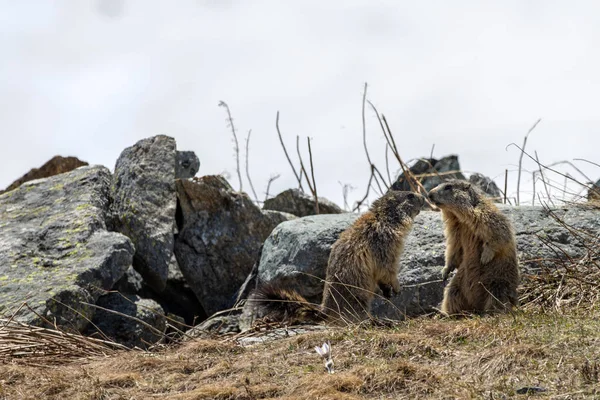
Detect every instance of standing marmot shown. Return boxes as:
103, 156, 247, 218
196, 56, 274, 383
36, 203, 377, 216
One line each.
428, 180, 519, 315
246, 191, 425, 324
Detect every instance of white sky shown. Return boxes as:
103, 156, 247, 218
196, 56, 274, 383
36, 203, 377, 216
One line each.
1, 1, 599, 208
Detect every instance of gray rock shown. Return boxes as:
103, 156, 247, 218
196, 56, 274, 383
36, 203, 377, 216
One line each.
175, 151, 200, 179
113, 255, 207, 325
254, 204, 600, 319
257, 214, 359, 303
111, 135, 177, 292
174, 176, 296, 316
469, 173, 502, 202
263, 188, 344, 217
392, 155, 466, 192
0, 165, 134, 331
188, 311, 242, 336
86, 292, 166, 349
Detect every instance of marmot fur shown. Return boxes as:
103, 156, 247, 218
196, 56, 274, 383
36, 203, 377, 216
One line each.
246, 191, 425, 324
428, 180, 519, 315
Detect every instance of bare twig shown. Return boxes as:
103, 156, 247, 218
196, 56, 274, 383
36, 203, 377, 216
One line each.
574, 158, 600, 169
264, 174, 280, 202
361, 83, 371, 167
534, 150, 555, 207
245, 129, 259, 203
430, 144, 436, 160
385, 144, 392, 186
218, 101, 243, 191
360, 84, 386, 195
338, 182, 355, 211
276, 111, 304, 192
296, 136, 313, 193
516, 118, 541, 205
307, 137, 320, 214
507, 143, 590, 190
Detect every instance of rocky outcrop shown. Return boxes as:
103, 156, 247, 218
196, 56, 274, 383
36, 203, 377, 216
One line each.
252, 205, 600, 320
174, 176, 296, 316
0, 165, 134, 331
469, 173, 502, 202
111, 135, 177, 292
175, 151, 200, 179
86, 292, 166, 349
114, 255, 207, 325
391, 155, 502, 202
1, 156, 88, 194
392, 155, 465, 192
263, 188, 344, 217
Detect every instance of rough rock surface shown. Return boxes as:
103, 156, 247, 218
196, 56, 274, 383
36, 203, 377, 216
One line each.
263, 188, 344, 217
1, 155, 88, 194
175, 151, 200, 179
174, 176, 296, 316
0, 166, 134, 331
86, 292, 166, 349
253, 205, 600, 320
111, 135, 177, 292
392, 155, 466, 192
469, 173, 502, 202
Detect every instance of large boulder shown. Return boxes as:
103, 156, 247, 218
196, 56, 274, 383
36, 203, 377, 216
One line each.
253, 205, 600, 319
111, 135, 178, 292
392, 155, 466, 192
1, 155, 88, 194
174, 176, 296, 316
263, 188, 344, 217
85, 292, 166, 349
0, 165, 134, 331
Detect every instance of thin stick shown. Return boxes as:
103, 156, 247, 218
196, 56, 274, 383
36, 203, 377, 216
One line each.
360, 83, 385, 194
276, 111, 304, 191
307, 137, 320, 214
361, 83, 372, 167
516, 118, 541, 205
218, 101, 243, 191
296, 136, 314, 194
535, 150, 555, 207
430, 144, 436, 160
264, 174, 280, 202
574, 158, 600, 169
245, 129, 259, 203
385, 144, 392, 186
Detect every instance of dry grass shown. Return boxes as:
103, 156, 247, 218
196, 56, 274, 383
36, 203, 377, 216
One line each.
0, 307, 599, 399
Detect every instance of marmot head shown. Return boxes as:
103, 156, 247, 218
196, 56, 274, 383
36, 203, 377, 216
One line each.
428, 180, 482, 211
371, 190, 425, 223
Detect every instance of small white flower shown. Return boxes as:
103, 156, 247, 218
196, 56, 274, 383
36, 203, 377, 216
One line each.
314, 341, 334, 374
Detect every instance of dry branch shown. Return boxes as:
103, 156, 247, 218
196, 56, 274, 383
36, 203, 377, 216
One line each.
276, 111, 304, 191
516, 118, 541, 205
245, 129, 259, 203
218, 101, 243, 191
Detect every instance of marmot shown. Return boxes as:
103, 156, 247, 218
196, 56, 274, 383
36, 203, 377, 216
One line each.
246, 191, 425, 324
428, 180, 519, 315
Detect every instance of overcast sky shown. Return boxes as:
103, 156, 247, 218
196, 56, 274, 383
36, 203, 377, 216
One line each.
1, 1, 599, 208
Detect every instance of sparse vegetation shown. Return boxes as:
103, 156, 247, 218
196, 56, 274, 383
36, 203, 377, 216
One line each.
1, 305, 599, 399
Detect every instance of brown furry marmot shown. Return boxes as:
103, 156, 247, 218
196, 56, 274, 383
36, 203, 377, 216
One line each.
428, 180, 519, 315
245, 191, 425, 324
